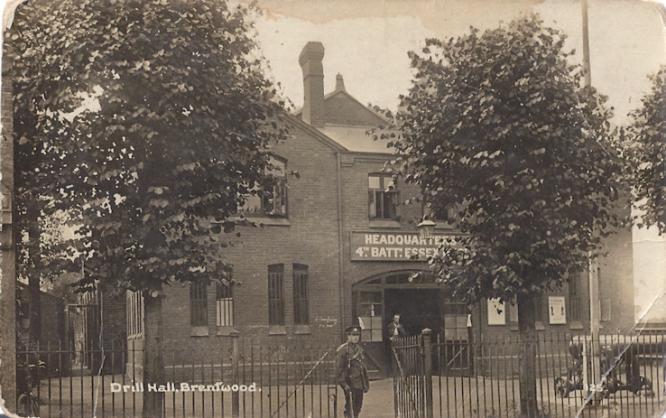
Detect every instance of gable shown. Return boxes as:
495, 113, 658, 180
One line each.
322, 91, 387, 127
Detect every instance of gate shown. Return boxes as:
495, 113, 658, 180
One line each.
391, 332, 431, 418
392, 330, 666, 418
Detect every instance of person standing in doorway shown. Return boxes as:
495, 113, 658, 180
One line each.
336, 326, 369, 418
387, 313, 407, 377
387, 312, 407, 341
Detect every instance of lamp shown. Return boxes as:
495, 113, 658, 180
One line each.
417, 214, 436, 240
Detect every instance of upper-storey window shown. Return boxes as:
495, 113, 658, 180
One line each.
368, 174, 398, 220
239, 156, 288, 217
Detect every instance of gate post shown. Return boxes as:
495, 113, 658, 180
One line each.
231, 330, 240, 418
422, 329, 434, 418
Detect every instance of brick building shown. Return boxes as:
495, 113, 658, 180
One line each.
127, 41, 635, 377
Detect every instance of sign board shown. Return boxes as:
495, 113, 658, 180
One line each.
548, 296, 566, 324
487, 298, 506, 325
350, 231, 451, 261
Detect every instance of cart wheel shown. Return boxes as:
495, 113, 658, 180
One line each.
639, 377, 654, 397
554, 377, 570, 398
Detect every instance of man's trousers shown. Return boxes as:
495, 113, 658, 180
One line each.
343, 388, 364, 418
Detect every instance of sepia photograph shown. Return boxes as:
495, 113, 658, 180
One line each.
0, 0, 665, 417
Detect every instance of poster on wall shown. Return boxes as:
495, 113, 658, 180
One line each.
487, 298, 506, 325
548, 296, 567, 324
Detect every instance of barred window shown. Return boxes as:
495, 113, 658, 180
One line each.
293, 264, 309, 325
216, 284, 234, 327
534, 295, 546, 323
568, 274, 582, 322
601, 297, 612, 322
126, 291, 143, 336
368, 174, 398, 219
508, 299, 519, 325
190, 282, 208, 326
268, 264, 285, 326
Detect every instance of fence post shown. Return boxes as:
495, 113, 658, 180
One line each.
422, 328, 434, 418
231, 330, 240, 418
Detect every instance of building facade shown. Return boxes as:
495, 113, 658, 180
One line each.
127, 41, 635, 377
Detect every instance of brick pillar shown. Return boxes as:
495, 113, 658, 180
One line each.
0, 45, 17, 412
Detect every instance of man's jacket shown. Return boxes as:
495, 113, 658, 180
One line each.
335, 342, 370, 391
387, 322, 407, 339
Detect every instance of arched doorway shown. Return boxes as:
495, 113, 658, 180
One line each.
351, 270, 469, 378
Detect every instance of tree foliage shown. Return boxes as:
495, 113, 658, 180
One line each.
627, 66, 666, 234
8, 0, 289, 294
382, 15, 626, 304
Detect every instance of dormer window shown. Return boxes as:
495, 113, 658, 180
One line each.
239, 156, 288, 217
368, 174, 398, 219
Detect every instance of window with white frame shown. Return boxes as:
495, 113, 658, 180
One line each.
239, 156, 288, 217
357, 291, 383, 342
216, 284, 234, 327
368, 174, 398, 219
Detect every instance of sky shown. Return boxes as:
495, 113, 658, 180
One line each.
0, 0, 665, 321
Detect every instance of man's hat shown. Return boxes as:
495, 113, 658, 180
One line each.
345, 326, 361, 335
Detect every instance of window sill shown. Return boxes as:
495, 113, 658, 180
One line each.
569, 321, 585, 330
230, 216, 290, 227
535, 322, 545, 331
434, 221, 456, 230
268, 325, 287, 335
191, 326, 210, 337
294, 325, 311, 335
368, 219, 401, 229
216, 326, 238, 336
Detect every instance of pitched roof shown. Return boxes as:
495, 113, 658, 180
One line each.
293, 74, 394, 154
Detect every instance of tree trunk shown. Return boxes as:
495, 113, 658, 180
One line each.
143, 288, 164, 418
517, 294, 539, 418
26, 201, 41, 347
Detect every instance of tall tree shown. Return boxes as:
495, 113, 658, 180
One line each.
8, 1, 288, 416
382, 15, 626, 417
626, 66, 666, 234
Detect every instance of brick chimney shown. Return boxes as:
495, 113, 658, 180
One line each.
298, 42, 325, 127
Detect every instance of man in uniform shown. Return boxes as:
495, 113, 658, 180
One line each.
336, 326, 369, 418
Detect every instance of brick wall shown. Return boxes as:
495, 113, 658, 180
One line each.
159, 120, 342, 356
134, 60, 637, 364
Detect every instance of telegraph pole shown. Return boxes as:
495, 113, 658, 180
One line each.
581, 0, 602, 400
581, 0, 592, 87
0, 44, 17, 412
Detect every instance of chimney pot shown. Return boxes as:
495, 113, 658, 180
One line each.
299, 42, 325, 127
335, 73, 345, 92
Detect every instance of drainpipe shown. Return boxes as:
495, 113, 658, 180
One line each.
336, 152, 345, 340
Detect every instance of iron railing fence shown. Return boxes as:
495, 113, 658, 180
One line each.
392, 331, 666, 418
16, 337, 343, 418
